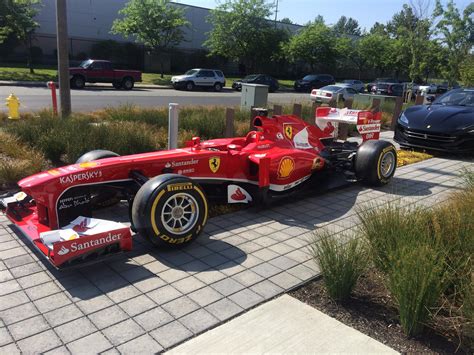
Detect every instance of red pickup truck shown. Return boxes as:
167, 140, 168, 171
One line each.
69, 59, 142, 90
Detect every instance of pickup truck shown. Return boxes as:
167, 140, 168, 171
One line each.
69, 59, 142, 90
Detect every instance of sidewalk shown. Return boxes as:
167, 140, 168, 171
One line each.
168, 295, 398, 354
0, 156, 472, 353
0, 80, 172, 90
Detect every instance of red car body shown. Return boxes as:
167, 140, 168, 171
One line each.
69, 59, 142, 90
2, 110, 395, 268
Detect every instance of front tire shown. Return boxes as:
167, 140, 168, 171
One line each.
71, 76, 85, 89
186, 81, 195, 91
76, 150, 121, 208
132, 175, 208, 248
355, 140, 397, 186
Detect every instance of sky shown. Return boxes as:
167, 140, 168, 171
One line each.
173, 0, 472, 31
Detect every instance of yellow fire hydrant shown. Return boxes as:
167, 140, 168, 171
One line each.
6, 94, 20, 120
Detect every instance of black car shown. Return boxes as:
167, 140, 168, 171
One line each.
232, 74, 279, 93
371, 82, 405, 97
367, 77, 400, 93
394, 88, 474, 153
294, 74, 335, 93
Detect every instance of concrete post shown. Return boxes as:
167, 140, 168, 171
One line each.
273, 105, 282, 115
225, 108, 235, 138
292, 103, 302, 117
168, 103, 179, 149
391, 97, 404, 130
415, 94, 424, 105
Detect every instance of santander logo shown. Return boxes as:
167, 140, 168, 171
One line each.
231, 188, 247, 201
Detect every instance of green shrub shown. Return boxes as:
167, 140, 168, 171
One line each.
387, 244, 447, 336
357, 204, 432, 273
309, 230, 368, 302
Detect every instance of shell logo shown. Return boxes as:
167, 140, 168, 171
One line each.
79, 162, 99, 168
277, 157, 295, 179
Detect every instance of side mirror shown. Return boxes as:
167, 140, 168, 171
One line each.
426, 95, 436, 103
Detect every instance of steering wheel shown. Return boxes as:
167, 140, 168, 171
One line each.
245, 131, 262, 145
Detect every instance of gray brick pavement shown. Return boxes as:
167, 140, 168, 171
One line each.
0, 157, 472, 353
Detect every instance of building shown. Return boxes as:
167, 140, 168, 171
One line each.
26, 0, 301, 73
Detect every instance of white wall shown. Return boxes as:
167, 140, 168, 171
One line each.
35, 0, 301, 50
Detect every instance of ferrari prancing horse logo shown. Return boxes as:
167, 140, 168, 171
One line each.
209, 157, 220, 173
284, 124, 293, 140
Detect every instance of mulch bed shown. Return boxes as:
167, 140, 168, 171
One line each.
290, 269, 465, 354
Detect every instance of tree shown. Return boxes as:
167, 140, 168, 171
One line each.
433, 0, 474, 84
204, 0, 277, 73
280, 17, 293, 25
333, 16, 361, 36
111, 0, 189, 77
459, 54, 474, 86
0, 0, 40, 73
283, 21, 337, 71
387, 3, 432, 83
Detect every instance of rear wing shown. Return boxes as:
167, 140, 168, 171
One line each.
315, 107, 382, 141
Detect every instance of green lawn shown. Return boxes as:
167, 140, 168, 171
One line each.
0, 65, 295, 88
0, 66, 57, 82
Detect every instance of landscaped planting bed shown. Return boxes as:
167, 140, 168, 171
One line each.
293, 172, 474, 353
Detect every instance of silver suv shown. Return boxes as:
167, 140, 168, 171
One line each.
171, 69, 226, 91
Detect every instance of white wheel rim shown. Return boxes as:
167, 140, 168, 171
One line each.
161, 193, 199, 235
380, 151, 395, 178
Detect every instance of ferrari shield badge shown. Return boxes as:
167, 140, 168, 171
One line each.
209, 156, 220, 173
284, 124, 293, 140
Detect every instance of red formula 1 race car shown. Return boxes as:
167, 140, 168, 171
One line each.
1, 108, 396, 269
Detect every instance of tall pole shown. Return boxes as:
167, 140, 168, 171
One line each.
274, 0, 279, 27
56, 0, 71, 117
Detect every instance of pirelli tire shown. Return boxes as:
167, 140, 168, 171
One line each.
75, 150, 121, 208
355, 140, 397, 186
131, 174, 208, 248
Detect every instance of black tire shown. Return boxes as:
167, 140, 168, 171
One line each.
113, 81, 122, 89
122, 77, 134, 90
186, 81, 195, 91
71, 75, 85, 89
76, 150, 120, 164
76, 150, 121, 208
132, 174, 208, 248
354, 140, 397, 186
214, 82, 222, 92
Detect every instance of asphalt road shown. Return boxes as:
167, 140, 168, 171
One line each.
0, 85, 310, 113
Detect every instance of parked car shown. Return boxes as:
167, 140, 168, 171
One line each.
310, 84, 359, 103
171, 69, 226, 91
371, 82, 405, 97
342, 79, 365, 93
69, 59, 142, 90
232, 74, 279, 92
294, 74, 335, 92
394, 88, 474, 153
366, 78, 400, 93
418, 83, 438, 95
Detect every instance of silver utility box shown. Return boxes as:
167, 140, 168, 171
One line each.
241, 83, 269, 109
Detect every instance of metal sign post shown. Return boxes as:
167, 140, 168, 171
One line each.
168, 103, 179, 149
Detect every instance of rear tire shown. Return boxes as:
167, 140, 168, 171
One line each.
122, 77, 134, 90
214, 82, 222, 92
132, 175, 208, 248
355, 140, 397, 186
